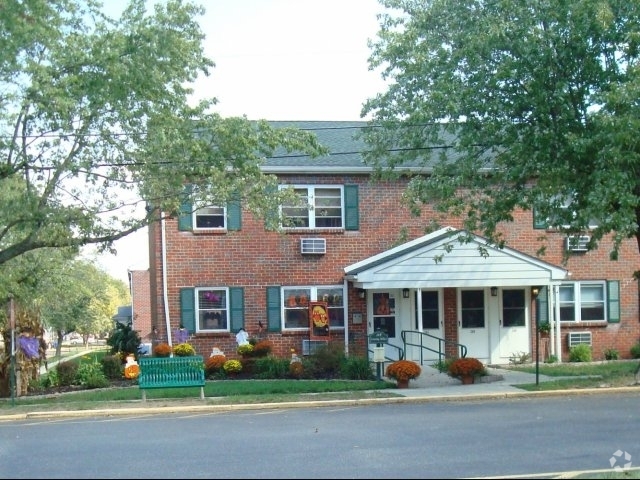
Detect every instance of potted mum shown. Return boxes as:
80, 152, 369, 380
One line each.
385, 360, 422, 388
447, 357, 486, 384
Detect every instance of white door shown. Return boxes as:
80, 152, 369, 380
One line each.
497, 288, 530, 362
457, 289, 490, 361
369, 291, 403, 361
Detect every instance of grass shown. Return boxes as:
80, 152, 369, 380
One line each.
504, 360, 639, 391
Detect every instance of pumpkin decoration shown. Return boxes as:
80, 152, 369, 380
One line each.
123, 354, 140, 379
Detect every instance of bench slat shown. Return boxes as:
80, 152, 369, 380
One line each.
138, 356, 205, 401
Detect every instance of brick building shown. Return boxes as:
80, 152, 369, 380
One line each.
146, 121, 639, 365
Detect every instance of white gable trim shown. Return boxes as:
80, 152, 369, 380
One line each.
344, 227, 568, 289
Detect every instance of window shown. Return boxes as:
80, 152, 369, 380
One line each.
281, 185, 343, 229
460, 290, 485, 328
415, 290, 440, 330
282, 286, 345, 330
559, 282, 606, 323
373, 292, 396, 338
502, 289, 525, 327
533, 195, 599, 230
196, 288, 228, 332
194, 206, 226, 230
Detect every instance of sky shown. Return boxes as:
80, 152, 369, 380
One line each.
85, 0, 389, 284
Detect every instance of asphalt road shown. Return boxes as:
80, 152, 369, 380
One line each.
1, 392, 638, 479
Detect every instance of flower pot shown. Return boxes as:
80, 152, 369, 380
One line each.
396, 379, 409, 389
460, 375, 474, 385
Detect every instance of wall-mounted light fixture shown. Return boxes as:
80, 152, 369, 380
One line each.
402, 288, 410, 299
358, 289, 366, 299
531, 286, 540, 298
490, 286, 498, 297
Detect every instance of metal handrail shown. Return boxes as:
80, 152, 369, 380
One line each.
400, 330, 467, 365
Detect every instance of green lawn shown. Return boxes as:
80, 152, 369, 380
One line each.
505, 360, 639, 391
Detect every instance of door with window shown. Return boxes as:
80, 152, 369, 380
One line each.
412, 290, 444, 361
370, 292, 401, 360
497, 289, 529, 362
457, 289, 490, 361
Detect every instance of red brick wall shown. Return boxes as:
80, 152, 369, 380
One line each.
130, 270, 152, 341
147, 174, 639, 362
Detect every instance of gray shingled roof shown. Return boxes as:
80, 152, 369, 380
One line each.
262, 120, 462, 173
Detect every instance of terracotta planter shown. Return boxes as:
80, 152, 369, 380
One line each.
396, 379, 409, 389
460, 375, 475, 385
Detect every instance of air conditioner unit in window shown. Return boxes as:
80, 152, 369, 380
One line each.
565, 235, 590, 252
567, 331, 592, 347
302, 340, 328, 355
300, 238, 326, 255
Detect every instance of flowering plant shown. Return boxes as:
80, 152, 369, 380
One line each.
153, 343, 172, 357
173, 343, 196, 357
205, 354, 227, 373
447, 357, 486, 379
385, 360, 422, 381
252, 339, 273, 357
223, 359, 242, 373
237, 343, 254, 357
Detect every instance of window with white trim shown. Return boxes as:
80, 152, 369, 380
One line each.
558, 282, 606, 323
281, 185, 343, 229
282, 286, 345, 330
194, 205, 226, 230
533, 194, 599, 230
195, 288, 229, 332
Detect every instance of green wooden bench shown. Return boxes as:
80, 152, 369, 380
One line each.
138, 355, 206, 401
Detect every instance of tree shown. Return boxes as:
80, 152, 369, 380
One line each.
0, 0, 326, 267
360, 0, 640, 269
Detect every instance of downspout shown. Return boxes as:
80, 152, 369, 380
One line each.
554, 284, 561, 363
161, 212, 173, 348
343, 279, 349, 356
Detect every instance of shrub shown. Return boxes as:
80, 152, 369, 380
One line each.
509, 351, 531, 365
604, 348, 619, 360
173, 343, 196, 357
545, 354, 559, 364
432, 358, 454, 373
76, 356, 109, 388
305, 343, 345, 378
630, 342, 640, 359
106, 323, 141, 361
252, 339, 273, 357
569, 344, 592, 362
56, 360, 79, 386
253, 356, 290, 379
340, 355, 375, 380
153, 343, 172, 357
101, 355, 123, 380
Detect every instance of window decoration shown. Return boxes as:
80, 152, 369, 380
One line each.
196, 288, 228, 332
309, 302, 330, 339
282, 286, 346, 330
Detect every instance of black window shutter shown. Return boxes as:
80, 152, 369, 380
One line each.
178, 185, 193, 231
344, 184, 359, 230
227, 197, 242, 231
229, 287, 245, 332
180, 288, 196, 333
535, 286, 549, 326
266, 286, 282, 332
607, 280, 620, 323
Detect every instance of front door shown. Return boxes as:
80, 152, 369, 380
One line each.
457, 289, 490, 361
370, 291, 402, 360
497, 288, 529, 362
408, 290, 444, 361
